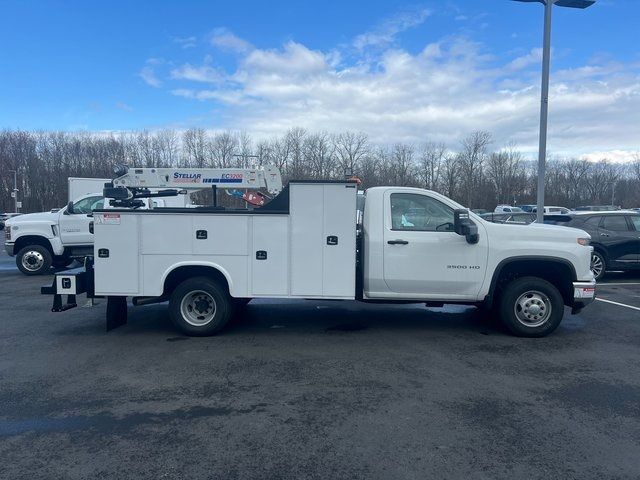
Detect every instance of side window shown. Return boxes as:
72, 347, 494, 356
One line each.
390, 193, 454, 232
507, 214, 527, 224
630, 216, 640, 231
73, 196, 104, 214
601, 215, 630, 232
584, 216, 602, 227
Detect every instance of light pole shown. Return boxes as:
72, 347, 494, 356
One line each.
9, 170, 18, 213
512, 0, 595, 223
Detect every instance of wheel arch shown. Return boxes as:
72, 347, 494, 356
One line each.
486, 256, 577, 308
14, 235, 54, 255
590, 244, 608, 260
161, 263, 233, 299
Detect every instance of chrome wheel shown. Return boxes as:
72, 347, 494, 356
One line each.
21, 250, 45, 272
180, 290, 217, 326
591, 253, 604, 280
514, 290, 552, 328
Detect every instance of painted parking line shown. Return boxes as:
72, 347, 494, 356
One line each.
595, 298, 640, 312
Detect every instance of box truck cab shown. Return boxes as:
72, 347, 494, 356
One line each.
44, 181, 596, 338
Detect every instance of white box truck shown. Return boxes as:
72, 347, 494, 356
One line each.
68, 177, 110, 202
42, 167, 596, 338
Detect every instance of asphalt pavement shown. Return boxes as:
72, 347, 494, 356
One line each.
1, 249, 639, 480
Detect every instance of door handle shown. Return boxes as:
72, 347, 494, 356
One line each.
600, 233, 609, 237
387, 239, 409, 245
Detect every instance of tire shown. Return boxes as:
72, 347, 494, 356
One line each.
591, 251, 606, 281
498, 276, 564, 337
168, 277, 233, 336
16, 245, 52, 275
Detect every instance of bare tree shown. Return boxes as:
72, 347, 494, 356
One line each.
486, 145, 524, 205
305, 131, 335, 178
284, 127, 307, 179
182, 128, 207, 167
418, 142, 446, 190
459, 131, 492, 207
209, 131, 238, 168
334, 131, 368, 176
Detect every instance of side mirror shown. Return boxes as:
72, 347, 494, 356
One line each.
454, 209, 479, 244
65, 201, 75, 215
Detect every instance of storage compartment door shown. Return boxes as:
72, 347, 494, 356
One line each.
322, 184, 357, 297
251, 216, 288, 296
94, 213, 140, 295
290, 184, 324, 296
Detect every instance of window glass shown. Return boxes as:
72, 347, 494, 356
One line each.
506, 214, 530, 224
602, 215, 630, 232
390, 193, 454, 232
583, 216, 602, 226
628, 216, 640, 231
73, 196, 104, 214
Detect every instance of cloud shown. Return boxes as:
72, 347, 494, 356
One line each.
173, 36, 197, 49
170, 63, 223, 83
150, 14, 640, 159
115, 101, 133, 112
353, 8, 431, 50
580, 150, 639, 164
506, 48, 543, 71
210, 27, 253, 53
139, 60, 162, 87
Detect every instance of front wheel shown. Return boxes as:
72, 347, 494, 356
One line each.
16, 245, 52, 275
591, 251, 606, 281
168, 277, 233, 336
498, 276, 564, 337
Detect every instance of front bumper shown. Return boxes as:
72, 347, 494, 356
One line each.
4, 242, 15, 256
571, 280, 596, 313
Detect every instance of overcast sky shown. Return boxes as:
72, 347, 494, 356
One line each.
1, 0, 639, 161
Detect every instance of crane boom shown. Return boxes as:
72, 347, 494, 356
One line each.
111, 165, 282, 195
104, 165, 283, 208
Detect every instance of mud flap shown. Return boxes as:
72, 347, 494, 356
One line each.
106, 296, 128, 331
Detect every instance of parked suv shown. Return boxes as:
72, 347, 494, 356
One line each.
545, 211, 640, 280
481, 212, 536, 225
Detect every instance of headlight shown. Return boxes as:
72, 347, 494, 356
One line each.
577, 238, 590, 246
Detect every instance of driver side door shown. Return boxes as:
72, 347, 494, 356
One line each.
382, 191, 488, 300
59, 195, 104, 245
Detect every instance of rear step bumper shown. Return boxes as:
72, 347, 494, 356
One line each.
41, 261, 94, 312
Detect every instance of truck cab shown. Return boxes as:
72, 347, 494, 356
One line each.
5, 193, 104, 274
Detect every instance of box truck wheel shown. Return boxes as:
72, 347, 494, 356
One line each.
498, 277, 564, 338
16, 245, 52, 275
169, 277, 233, 336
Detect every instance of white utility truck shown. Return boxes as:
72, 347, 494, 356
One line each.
42, 166, 596, 338
5, 178, 192, 275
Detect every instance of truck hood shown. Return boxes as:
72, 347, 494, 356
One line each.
483, 219, 590, 241
6, 211, 58, 227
